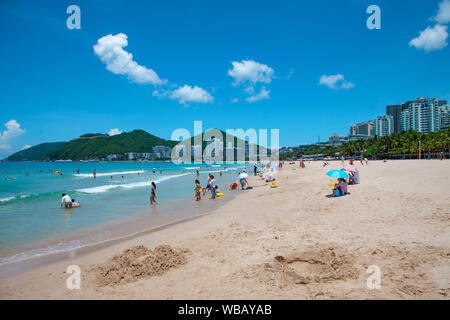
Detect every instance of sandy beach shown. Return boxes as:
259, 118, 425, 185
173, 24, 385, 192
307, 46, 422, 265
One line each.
0, 160, 449, 300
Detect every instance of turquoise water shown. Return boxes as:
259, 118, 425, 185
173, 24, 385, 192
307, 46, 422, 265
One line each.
0, 161, 253, 264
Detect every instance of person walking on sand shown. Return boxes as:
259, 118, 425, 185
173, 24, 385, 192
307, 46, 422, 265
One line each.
254, 165, 257, 176
150, 182, 159, 205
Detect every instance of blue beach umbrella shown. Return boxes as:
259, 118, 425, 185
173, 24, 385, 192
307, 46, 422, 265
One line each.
326, 169, 349, 179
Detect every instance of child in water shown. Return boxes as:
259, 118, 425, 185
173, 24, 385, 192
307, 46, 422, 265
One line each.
194, 180, 202, 201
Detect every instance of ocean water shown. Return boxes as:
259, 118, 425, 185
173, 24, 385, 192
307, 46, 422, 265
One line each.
0, 161, 253, 265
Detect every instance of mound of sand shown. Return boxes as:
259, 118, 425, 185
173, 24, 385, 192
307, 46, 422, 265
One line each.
89, 245, 190, 286
239, 246, 358, 289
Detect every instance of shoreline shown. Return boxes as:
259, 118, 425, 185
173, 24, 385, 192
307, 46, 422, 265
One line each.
1, 160, 449, 299
0, 183, 240, 278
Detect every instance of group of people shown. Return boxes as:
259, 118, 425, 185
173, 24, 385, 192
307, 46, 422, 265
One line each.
59, 164, 270, 208
330, 159, 361, 197
60, 193, 80, 208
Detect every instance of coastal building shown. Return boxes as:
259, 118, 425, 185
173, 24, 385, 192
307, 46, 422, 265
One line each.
349, 121, 374, 138
152, 145, 172, 159
400, 97, 442, 134
106, 154, 119, 161
374, 114, 394, 137
440, 105, 449, 130
328, 133, 347, 146
386, 104, 409, 134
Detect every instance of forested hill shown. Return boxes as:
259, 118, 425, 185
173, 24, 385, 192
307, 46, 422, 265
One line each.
47, 130, 178, 160
6, 142, 66, 161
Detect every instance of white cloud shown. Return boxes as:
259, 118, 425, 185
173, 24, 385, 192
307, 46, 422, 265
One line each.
409, 24, 448, 52
0, 119, 25, 151
93, 33, 167, 85
170, 85, 214, 104
231, 97, 239, 103
319, 74, 355, 90
108, 128, 122, 136
245, 87, 270, 103
21, 145, 31, 150
435, 0, 450, 24
228, 60, 274, 85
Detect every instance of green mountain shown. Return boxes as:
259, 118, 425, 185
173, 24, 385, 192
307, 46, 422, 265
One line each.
177, 129, 270, 161
47, 130, 178, 160
5, 128, 271, 161
6, 142, 66, 161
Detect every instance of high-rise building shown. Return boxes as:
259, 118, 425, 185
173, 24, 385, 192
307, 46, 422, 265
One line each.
440, 105, 449, 130
400, 97, 442, 133
329, 133, 347, 146
348, 121, 374, 138
386, 104, 409, 133
374, 115, 394, 137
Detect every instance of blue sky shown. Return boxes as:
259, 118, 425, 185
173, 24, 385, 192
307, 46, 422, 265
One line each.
1, 0, 449, 157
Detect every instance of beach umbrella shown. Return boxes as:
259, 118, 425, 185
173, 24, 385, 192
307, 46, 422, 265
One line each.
238, 172, 249, 179
344, 164, 358, 172
326, 169, 349, 179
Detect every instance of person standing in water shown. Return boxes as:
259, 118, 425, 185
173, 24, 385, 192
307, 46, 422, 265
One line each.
77, 168, 80, 175
150, 182, 159, 205
61, 193, 72, 208
209, 175, 216, 199
93, 169, 96, 179
194, 179, 202, 201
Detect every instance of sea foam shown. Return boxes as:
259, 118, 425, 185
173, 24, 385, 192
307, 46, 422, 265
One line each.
76, 173, 191, 194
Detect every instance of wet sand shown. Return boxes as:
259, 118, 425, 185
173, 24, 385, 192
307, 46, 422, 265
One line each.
0, 160, 449, 299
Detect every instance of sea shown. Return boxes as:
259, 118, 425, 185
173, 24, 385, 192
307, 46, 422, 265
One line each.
0, 161, 255, 270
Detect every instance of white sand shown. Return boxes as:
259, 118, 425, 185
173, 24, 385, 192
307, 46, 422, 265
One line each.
1, 160, 449, 299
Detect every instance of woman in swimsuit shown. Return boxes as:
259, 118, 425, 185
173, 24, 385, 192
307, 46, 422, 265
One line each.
150, 182, 159, 205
